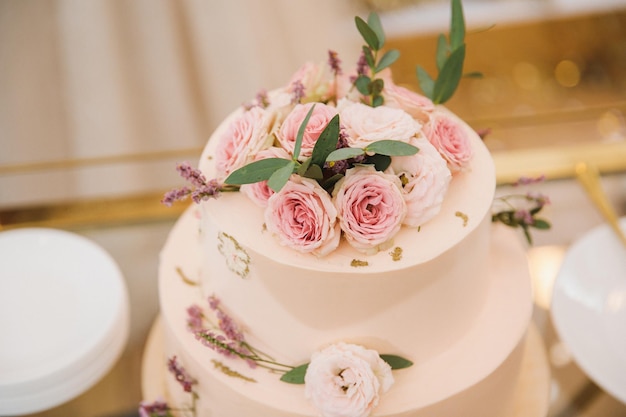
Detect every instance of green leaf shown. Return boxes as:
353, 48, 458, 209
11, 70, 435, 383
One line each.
366, 140, 419, 157
375, 49, 400, 73
450, 0, 466, 51
267, 160, 295, 192
297, 157, 312, 176
224, 158, 292, 185
355, 75, 372, 96
355, 16, 380, 50
369, 78, 384, 96
416, 66, 435, 100
280, 363, 309, 384
303, 164, 323, 180
364, 153, 392, 171
326, 147, 365, 162
372, 95, 384, 108
435, 34, 449, 71
464, 71, 483, 79
532, 219, 551, 230
362, 46, 375, 69
311, 114, 340, 167
367, 12, 385, 49
294, 104, 316, 160
432, 44, 465, 104
380, 354, 413, 370
320, 173, 343, 191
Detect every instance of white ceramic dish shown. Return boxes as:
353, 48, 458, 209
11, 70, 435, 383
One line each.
551, 217, 626, 404
0, 228, 130, 415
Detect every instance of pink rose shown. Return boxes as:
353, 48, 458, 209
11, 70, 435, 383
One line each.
333, 166, 406, 252
265, 175, 340, 256
390, 137, 452, 227
423, 110, 473, 173
240, 147, 291, 207
215, 107, 274, 180
304, 342, 394, 417
339, 102, 421, 149
382, 82, 434, 124
277, 102, 338, 159
287, 62, 332, 103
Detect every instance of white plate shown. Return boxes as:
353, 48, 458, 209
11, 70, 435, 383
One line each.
0, 228, 130, 415
551, 217, 626, 404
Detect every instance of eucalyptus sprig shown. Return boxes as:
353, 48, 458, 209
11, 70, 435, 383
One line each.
416, 0, 480, 104
354, 13, 400, 107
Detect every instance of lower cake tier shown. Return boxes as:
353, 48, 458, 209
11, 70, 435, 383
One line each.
149, 208, 550, 417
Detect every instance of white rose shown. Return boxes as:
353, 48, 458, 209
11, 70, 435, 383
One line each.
339, 102, 421, 149
304, 342, 393, 417
390, 137, 451, 227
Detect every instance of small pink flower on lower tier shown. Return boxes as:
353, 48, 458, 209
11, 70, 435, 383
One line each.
214, 106, 274, 180
390, 137, 452, 227
422, 109, 473, 173
304, 342, 394, 417
333, 166, 406, 253
265, 175, 341, 256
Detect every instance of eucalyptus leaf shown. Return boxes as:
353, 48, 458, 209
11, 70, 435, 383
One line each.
450, 0, 466, 51
532, 219, 551, 230
369, 78, 384, 96
267, 160, 295, 192
375, 49, 400, 73
464, 71, 483, 79
366, 140, 419, 157
416, 66, 434, 100
224, 158, 292, 185
294, 104, 316, 160
379, 354, 414, 370
362, 46, 375, 69
355, 75, 372, 96
311, 114, 340, 167
326, 147, 365, 162
364, 153, 392, 171
355, 16, 380, 50
367, 12, 385, 49
280, 363, 309, 384
320, 173, 344, 191
297, 157, 312, 176
432, 44, 465, 104
372, 95, 384, 107
303, 164, 324, 180
435, 34, 449, 71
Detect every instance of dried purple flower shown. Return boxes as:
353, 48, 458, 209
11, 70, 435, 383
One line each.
512, 174, 546, 186
167, 356, 196, 393
177, 162, 206, 188
208, 295, 245, 342
356, 50, 368, 77
138, 399, 172, 417
290, 80, 306, 104
328, 50, 342, 76
161, 186, 192, 207
186, 305, 204, 332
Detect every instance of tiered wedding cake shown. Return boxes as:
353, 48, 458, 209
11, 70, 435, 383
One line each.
142, 4, 550, 417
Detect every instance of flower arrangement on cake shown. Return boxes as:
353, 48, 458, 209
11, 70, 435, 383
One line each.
147, 1, 551, 416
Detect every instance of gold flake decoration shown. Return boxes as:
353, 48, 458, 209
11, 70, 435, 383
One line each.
217, 232, 251, 278
176, 266, 198, 286
455, 211, 469, 227
212, 359, 256, 382
390, 247, 403, 261
351, 259, 369, 267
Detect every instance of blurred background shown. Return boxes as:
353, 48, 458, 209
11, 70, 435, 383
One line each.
1, 0, 626, 416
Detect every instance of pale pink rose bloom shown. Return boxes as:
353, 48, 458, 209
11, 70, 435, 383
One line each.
240, 147, 291, 207
265, 175, 340, 256
339, 102, 421, 149
304, 342, 393, 417
423, 110, 473, 173
214, 107, 274, 180
382, 82, 434, 124
333, 166, 406, 252
287, 61, 333, 103
277, 102, 338, 159
390, 137, 452, 227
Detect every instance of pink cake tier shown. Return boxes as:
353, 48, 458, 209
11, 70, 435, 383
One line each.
157, 204, 538, 416
195, 106, 496, 364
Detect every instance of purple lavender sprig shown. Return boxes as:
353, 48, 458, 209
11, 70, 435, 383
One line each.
139, 400, 173, 417
167, 356, 197, 393
162, 162, 238, 207
492, 175, 551, 244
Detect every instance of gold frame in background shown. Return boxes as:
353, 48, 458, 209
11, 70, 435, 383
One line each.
2, 9, 626, 230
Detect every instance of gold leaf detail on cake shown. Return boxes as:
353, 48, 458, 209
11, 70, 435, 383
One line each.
211, 359, 256, 382
351, 259, 369, 267
176, 266, 199, 286
455, 211, 469, 227
217, 232, 251, 278
389, 247, 403, 261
